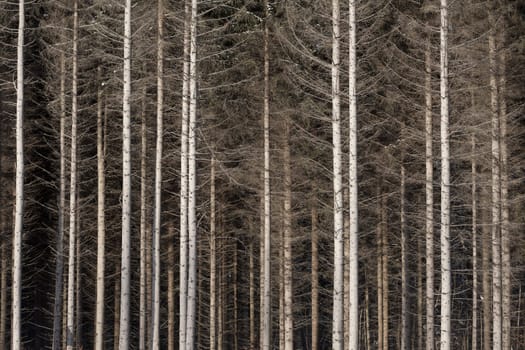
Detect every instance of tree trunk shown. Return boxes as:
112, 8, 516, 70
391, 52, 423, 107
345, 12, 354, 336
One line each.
311, 201, 319, 350
417, 220, 424, 350
167, 224, 175, 350
210, 156, 217, 350
498, 37, 511, 350
381, 193, 388, 350
139, 84, 147, 350
481, 190, 491, 350
331, 0, 344, 347
377, 206, 383, 350
439, 1, 451, 348
348, 1, 359, 348
424, 38, 434, 350
95, 65, 106, 350
151, 0, 164, 347
11, 1, 24, 348
53, 51, 66, 350
283, 117, 293, 350
119, 0, 132, 347
75, 210, 82, 349
401, 163, 408, 350
179, 0, 190, 347
472, 135, 478, 350
185, 0, 198, 346
262, 1, 272, 348
66, 1, 79, 347
249, 237, 255, 349
488, 19, 502, 350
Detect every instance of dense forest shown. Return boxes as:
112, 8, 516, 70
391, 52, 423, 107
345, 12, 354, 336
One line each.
0, 0, 524, 349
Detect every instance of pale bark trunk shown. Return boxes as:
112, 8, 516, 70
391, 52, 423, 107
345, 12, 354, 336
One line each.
498, 40, 510, 350
481, 191, 491, 350
12, 1, 24, 348
311, 202, 319, 350
262, 2, 272, 348
185, 0, 198, 346
472, 135, 478, 350
210, 156, 217, 350
348, 2, 359, 348
119, 0, 132, 347
344, 188, 350, 350
151, 0, 164, 347
331, 0, 344, 347
259, 195, 264, 349
95, 65, 106, 350
401, 164, 408, 350
365, 276, 370, 350
283, 118, 293, 350
381, 193, 388, 350
139, 84, 147, 350
75, 211, 82, 348
53, 51, 66, 350
424, 39, 434, 350
179, 0, 190, 347
439, 1, 451, 347
417, 222, 423, 350
377, 191, 383, 350
488, 21, 502, 350
233, 237, 238, 350
167, 224, 175, 350
66, 2, 79, 348
279, 216, 284, 350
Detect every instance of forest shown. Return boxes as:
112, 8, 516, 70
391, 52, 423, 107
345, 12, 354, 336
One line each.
0, 0, 524, 349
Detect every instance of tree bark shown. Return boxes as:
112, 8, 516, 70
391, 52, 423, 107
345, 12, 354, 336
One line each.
66, 2, 79, 348
401, 163, 408, 350
498, 36, 511, 350
472, 135, 478, 350
167, 224, 175, 350
179, 0, 190, 347
283, 117, 293, 350
331, 0, 344, 347
94, 65, 106, 350
262, 1, 272, 348
53, 51, 66, 350
311, 201, 319, 350
481, 189, 491, 350
139, 84, 147, 350
488, 19, 502, 350
210, 156, 217, 350
151, 0, 164, 347
439, 1, 451, 348
348, 1, 359, 348
119, 0, 132, 347
185, 0, 198, 346
381, 192, 388, 350
424, 38, 435, 350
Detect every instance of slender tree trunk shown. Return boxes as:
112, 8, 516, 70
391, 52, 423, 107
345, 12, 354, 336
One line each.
377, 190, 383, 350
151, 0, 164, 347
498, 38, 511, 350
331, 0, 344, 347
259, 195, 264, 349
53, 51, 66, 350
472, 135, 478, 350
179, 0, 190, 347
75, 212, 82, 349
439, 1, 451, 348
283, 117, 293, 350
262, 1, 272, 348
401, 163, 408, 350
365, 275, 370, 350
424, 38, 435, 350
0, 215, 5, 350
311, 202, 319, 350
417, 222, 424, 350
11, 1, 24, 348
381, 193, 388, 350
210, 156, 217, 350
279, 216, 285, 350
348, 1, 359, 348
167, 224, 175, 350
488, 19, 502, 350
481, 190, 491, 350
344, 188, 350, 350
185, 0, 198, 346
139, 84, 147, 350
233, 237, 238, 350
119, 0, 132, 347
66, 2, 79, 348
95, 65, 106, 350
